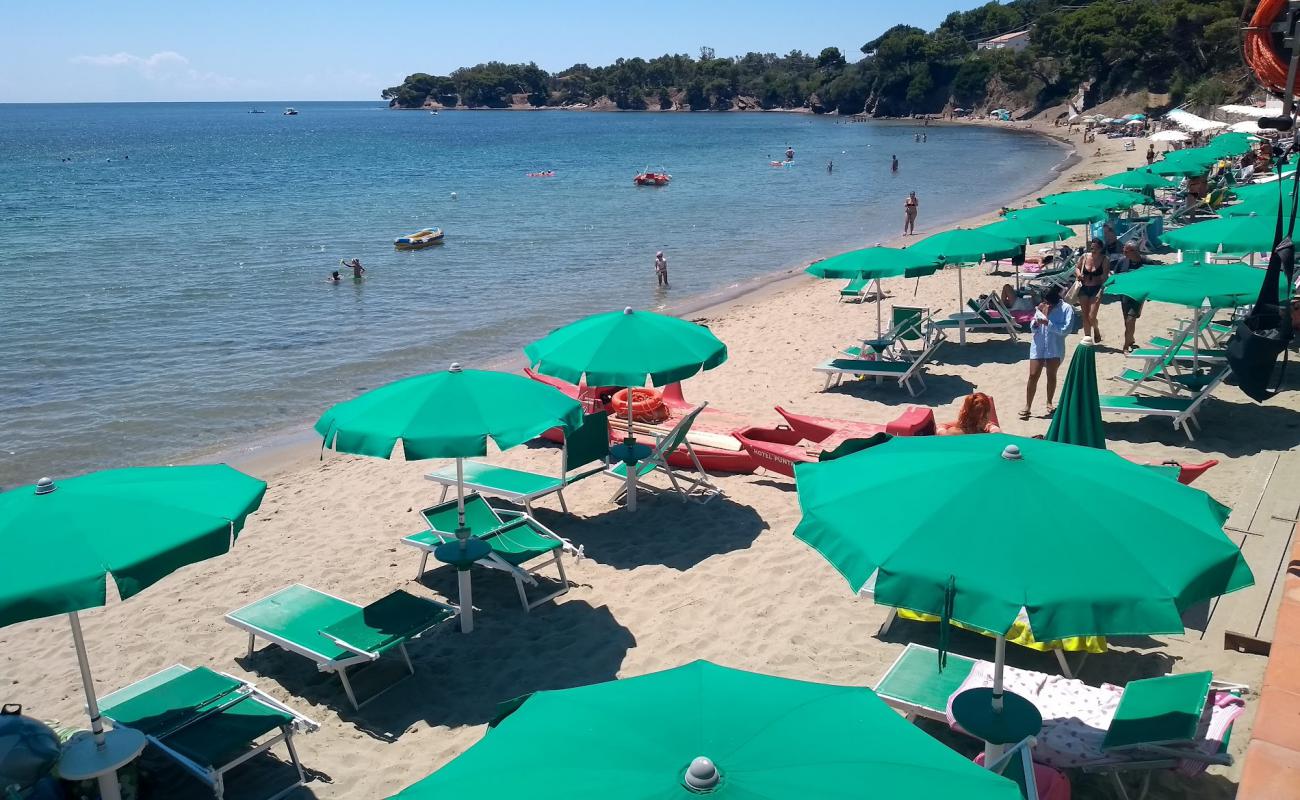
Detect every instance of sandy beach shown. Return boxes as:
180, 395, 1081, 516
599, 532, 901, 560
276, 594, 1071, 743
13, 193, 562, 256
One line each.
4, 120, 1287, 799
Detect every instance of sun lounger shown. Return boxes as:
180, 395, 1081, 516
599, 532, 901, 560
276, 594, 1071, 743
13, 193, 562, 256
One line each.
424, 411, 611, 514
841, 306, 931, 361
606, 403, 721, 503
839, 275, 872, 302
404, 493, 577, 611
815, 328, 945, 396
225, 584, 457, 710
933, 295, 1020, 341
1115, 327, 1193, 396
1100, 367, 1228, 440
100, 665, 317, 800
876, 643, 1248, 800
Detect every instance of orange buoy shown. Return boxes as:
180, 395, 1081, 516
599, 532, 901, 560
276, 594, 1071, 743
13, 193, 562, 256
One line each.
1245, 0, 1296, 95
609, 387, 669, 423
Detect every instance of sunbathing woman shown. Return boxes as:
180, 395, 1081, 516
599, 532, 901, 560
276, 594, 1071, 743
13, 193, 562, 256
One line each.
937, 392, 1001, 435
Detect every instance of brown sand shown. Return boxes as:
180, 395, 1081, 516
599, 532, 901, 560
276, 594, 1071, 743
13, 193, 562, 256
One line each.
2, 121, 1285, 799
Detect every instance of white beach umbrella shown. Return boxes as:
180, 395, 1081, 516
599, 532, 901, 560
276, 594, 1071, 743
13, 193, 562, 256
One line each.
1230, 120, 1265, 134
1219, 102, 1283, 118
1150, 130, 1191, 143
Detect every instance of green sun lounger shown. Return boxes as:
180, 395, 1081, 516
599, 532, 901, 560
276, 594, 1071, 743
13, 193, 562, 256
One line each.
423, 412, 611, 514
100, 664, 318, 800
815, 329, 945, 396
1100, 367, 1227, 441
842, 306, 931, 361
405, 494, 577, 611
933, 295, 1019, 340
225, 584, 457, 710
839, 275, 871, 302
874, 643, 977, 722
606, 403, 721, 503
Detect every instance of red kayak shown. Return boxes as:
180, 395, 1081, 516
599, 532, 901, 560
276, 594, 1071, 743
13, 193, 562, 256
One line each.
735, 406, 937, 479
524, 369, 758, 473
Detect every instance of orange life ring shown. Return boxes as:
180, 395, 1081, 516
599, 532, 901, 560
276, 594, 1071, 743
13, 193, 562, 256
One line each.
610, 388, 669, 423
1246, 0, 1296, 95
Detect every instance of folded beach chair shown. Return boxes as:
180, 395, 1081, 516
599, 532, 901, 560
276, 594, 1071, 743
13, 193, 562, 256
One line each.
841, 306, 931, 361
815, 327, 946, 396
225, 585, 457, 710
838, 275, 872, 302
100, 665, 318, 800
606, 403, 721, 503
1099, 367, 1228, 441
424, 411, 610, 514
404, 493, 578, 611
933, 294, 1020, 341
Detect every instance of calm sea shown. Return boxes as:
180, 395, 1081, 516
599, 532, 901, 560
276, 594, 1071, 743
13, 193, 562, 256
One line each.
0, 102, 1064, 485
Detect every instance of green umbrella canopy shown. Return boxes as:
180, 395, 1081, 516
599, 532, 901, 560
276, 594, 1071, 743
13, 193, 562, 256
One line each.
524, 307, 727, 387
1228, 181, 1294, 203
315, 366, 584, 460
1162, 214, 1276, 254
1149, 150, 1217, 177
805, 246, 942, 280
1095, 169, 1178, 192
1005, 202, 1107, 226
909, 227, 1022, 264
794, 434, 1252, 641
1205, 132, 1257, 157
0, 465, 267, 628
978, 218, 1075, 245
1106, 259, 1284, 309
1040, 188, 1147, 209
1221, 194, 1296, 218
389, 660, 1021, 800
1045, 339, 1105, 449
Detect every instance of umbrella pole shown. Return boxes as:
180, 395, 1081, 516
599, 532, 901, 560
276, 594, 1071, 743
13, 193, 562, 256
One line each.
625, 388, 637, 512
958, 265, 967, 345
69, 611, 125, 800
875, 278, 883, 340
986, 634, 1008, 764
455, 457, 474, 634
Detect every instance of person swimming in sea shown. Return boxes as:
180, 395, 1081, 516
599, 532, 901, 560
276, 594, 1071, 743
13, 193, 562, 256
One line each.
327, 271, 342, 284
341, 258, 365, 279
785, 146, 795, 161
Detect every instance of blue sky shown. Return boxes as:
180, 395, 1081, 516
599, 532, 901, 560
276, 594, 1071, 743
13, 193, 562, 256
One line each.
1, 0, 989, 102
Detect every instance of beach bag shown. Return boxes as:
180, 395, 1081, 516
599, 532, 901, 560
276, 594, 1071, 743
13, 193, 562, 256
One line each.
1226, 164, 1297, 401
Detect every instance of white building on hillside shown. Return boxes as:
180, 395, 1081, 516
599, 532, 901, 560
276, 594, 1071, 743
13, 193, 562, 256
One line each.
978, 30, 1030, 52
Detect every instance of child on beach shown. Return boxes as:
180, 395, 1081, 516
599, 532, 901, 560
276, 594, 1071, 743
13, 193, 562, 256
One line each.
1022, 286, 1074, 419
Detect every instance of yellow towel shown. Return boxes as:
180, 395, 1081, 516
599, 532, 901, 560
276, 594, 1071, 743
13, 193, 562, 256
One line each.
897, 609, 1108, 654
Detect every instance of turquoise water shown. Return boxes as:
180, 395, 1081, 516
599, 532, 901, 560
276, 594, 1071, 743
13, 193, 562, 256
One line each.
0, 102, 1064, 485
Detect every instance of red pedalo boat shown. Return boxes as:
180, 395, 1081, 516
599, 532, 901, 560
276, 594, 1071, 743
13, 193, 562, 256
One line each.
633, 170, 671, 186
735, 406, 937, 479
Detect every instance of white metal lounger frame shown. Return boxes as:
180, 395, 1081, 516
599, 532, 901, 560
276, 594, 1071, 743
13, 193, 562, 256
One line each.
607, 404, 722, 504
225, 584, 456, 710
1100, 367, 1228, 441
406, 509, 577, 611
101, 664, 319, 800
817, 328, 946, 396
424, 433, 606, 515
940, 293, 1020, 341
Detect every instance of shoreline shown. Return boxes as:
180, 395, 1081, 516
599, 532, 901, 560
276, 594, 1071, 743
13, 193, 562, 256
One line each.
196, 121, 1076, 482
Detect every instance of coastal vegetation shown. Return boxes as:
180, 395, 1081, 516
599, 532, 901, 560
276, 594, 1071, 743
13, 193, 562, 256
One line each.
383, 0, 1248, 115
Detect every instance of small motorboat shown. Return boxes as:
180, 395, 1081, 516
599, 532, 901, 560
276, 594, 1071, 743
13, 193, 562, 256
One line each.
393, 228, 444, 249
735, 407, 937, 478
283, 107, 299, 116
633, 168, 671, 186
429, 110, 439, 115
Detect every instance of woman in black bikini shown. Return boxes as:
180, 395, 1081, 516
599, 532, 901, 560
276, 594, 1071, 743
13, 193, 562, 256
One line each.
1075, 238, 1109, 342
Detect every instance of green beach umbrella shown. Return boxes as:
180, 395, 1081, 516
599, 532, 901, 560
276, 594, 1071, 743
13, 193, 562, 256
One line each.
524, 307, 727, 511
1005, 202, 1107, 226
1150, 150, 1217, 177
805, 246, 941, 280
1162, 214, 1276, 254
0, 465, 267, 800
1221, 191, 1295, 218
1228, 180, 1292, 203
316, 365, 583, 630
1106, 259, 1283, 309
389, 660, 1021, 800
1095, 169, 1177, 192
1045, 338, 1105, 449
978, 218, 1074, 245
910, 228, 1022, 344
1040, 188, 1146, 210
806, 247, 943, 342
1205, 132, 1256, 157
794, 434, 1252, 754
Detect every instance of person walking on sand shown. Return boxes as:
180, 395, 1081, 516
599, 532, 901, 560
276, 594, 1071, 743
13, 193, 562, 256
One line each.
1021, 286, 1074, 420
903, 191, 918, 235
891, 154, 899, 173
655, 251, 669, 288
341, 258, 365, 280
1075, 238, 1109, 342
1146, 144, 1156, 166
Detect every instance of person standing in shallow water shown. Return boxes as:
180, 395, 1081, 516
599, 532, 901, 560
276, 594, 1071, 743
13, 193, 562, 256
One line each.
903, 191, 918, 235
655, 251, 669, 288
891, 154, 899, 173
